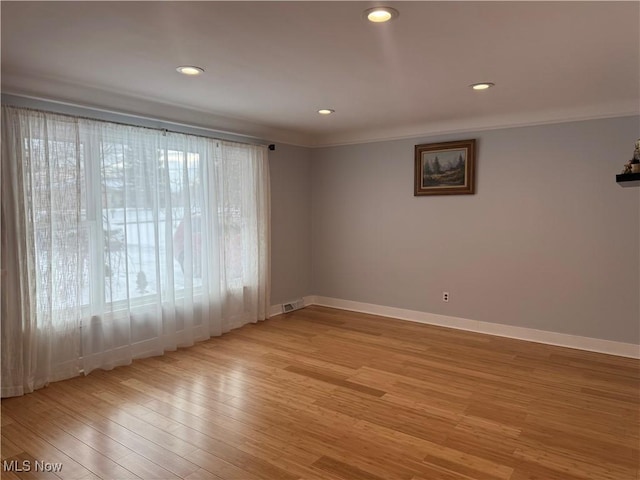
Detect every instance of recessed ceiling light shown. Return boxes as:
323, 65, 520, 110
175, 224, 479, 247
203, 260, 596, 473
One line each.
470, 82, 495, 90
363, 6, 399, 23
318, 109, 335, 115
176, 66, 204, 76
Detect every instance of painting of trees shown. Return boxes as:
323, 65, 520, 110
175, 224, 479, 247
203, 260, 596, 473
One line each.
415, 139, 476, 196
421, 150, 466, 187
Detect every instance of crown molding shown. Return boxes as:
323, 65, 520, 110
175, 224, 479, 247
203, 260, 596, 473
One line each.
3, 72, 637, 149
308, 104, 640, 148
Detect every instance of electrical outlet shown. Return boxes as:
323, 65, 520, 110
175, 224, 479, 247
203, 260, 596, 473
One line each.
442, 291, 449, 302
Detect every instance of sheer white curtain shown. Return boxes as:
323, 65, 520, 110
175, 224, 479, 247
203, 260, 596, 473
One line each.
1, 106, 270, 397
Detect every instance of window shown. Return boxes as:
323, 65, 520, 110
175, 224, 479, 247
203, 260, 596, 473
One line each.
27, 131, 214, 312
1, 106, 270, 395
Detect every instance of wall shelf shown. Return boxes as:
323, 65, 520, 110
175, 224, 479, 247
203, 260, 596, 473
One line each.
616, 173, 640, 187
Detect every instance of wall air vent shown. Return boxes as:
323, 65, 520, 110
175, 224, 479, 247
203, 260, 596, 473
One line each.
282, 299, 304, 313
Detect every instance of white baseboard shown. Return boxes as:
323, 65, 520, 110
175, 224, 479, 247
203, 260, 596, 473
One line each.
301, 295, 640, 359
268, 304, 284, 317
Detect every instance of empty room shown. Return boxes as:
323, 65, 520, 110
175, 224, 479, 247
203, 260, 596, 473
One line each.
1, 2, 639, 479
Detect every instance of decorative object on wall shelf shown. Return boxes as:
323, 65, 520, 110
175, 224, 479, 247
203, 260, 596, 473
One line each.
414, 139, 476, 196
617, 138, 640, 186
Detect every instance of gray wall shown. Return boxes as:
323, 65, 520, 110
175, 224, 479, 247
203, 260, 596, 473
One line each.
310, 117, 640, 343
269, 143, 312, 304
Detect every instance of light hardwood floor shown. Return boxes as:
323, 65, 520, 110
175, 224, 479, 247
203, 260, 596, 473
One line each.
2, 306, 639, 480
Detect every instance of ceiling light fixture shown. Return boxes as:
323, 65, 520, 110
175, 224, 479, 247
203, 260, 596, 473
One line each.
364, 6, 399, 23
470, 82, 495, 90
318, 109, 335, 115
176, 65, 204, 76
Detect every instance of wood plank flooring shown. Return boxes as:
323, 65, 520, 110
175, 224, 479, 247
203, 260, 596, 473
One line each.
2, 305, 639, 479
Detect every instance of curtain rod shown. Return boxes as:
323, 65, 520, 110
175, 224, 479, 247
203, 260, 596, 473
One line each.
1, 93, 276, 150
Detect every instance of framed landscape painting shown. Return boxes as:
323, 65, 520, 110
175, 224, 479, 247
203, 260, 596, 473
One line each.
414, 139, 476, 196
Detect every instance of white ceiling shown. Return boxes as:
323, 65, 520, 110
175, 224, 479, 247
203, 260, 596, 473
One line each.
2, 1, 639, 147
